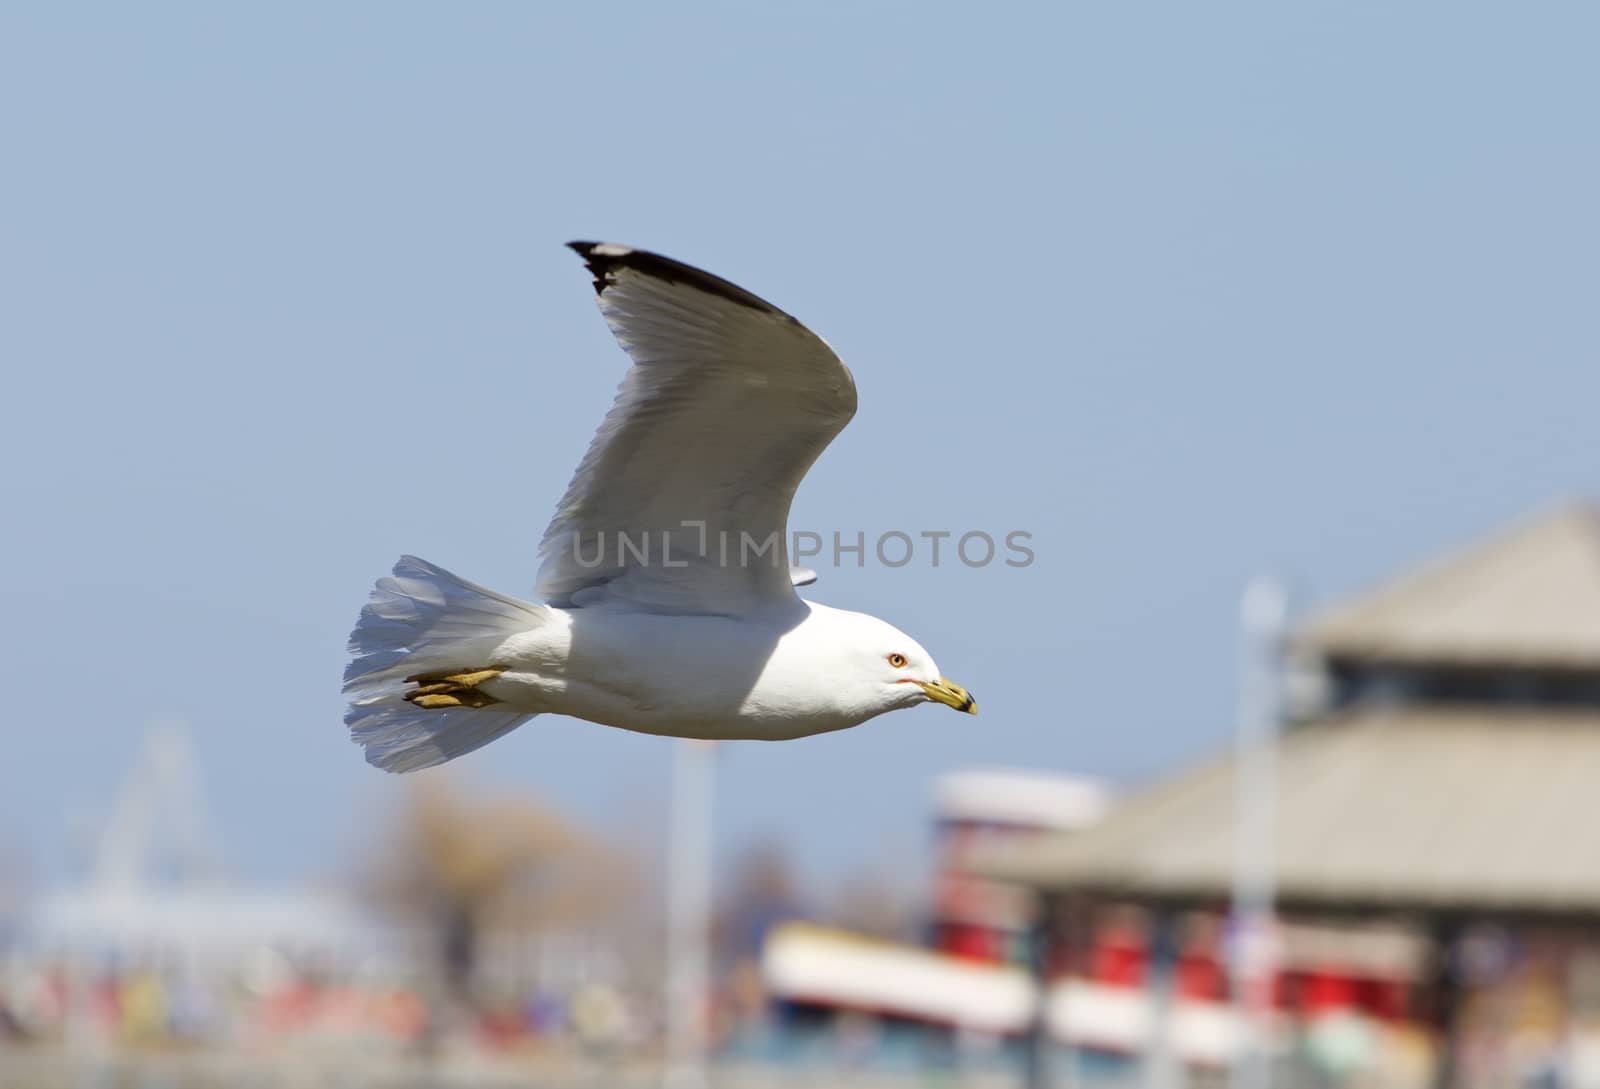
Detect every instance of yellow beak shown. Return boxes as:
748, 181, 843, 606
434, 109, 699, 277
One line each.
919, 677, 978, 715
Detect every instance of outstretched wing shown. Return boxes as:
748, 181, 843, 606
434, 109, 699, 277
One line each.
536, 243, 856, 614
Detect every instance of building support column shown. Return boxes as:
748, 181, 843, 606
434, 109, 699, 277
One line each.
1428, 916, 1464, 1089
1025, 890, 1063, 1089
1145, 901, 1184, 1087
1145, 907, 1183, 1089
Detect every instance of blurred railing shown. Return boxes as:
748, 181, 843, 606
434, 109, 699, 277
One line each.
0, 1049, 1040, 1089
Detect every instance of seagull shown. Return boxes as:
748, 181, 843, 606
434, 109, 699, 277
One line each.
343, 243, 976, 773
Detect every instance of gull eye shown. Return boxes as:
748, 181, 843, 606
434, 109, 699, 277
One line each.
887, 653, 908, 669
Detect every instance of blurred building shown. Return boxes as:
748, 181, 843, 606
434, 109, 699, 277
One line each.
3, 724, 395, 1050
16, 724, 377, 970
979, 505, 1600, 1089
931, 770, 1111, 964
2, 724, 640, 1060
756, 771, 1131, 1073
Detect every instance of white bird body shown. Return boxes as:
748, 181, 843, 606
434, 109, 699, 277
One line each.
343, 243, 975, 772
469, 598, 935, 742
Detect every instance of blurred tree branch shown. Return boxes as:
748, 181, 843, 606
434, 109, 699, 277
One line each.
360, 775, 637, 1003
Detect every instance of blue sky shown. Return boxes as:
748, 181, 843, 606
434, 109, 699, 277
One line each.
2, 3, 1595, 892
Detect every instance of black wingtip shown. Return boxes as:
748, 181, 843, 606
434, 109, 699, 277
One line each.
563, 241, 792, 316
566, 241, 616, 296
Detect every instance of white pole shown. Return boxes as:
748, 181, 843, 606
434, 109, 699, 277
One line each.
665, 739, 715, 1089
1231, 578, 1287, 1089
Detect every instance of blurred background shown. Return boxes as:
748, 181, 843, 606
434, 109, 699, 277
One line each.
2, 3, 1597, 1088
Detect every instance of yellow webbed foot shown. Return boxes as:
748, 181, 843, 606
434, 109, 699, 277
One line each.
402, 666, 506, 710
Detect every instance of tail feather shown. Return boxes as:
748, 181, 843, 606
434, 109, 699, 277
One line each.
348, 703, 531, 774
343, 556, 541, 773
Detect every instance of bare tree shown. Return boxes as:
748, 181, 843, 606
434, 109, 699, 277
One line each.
713, 842, 805, 967
362, 775, 635, 1014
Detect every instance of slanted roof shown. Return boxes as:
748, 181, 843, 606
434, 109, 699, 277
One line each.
975, 710, 1600, 915
1297, 506, 1600, 668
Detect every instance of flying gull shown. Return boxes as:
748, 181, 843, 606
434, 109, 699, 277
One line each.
343, 243, 976, 772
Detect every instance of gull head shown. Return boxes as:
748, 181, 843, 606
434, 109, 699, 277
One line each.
799, 606, 978, 723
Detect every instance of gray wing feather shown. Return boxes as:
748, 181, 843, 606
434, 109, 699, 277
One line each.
536, 244, 856, 614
